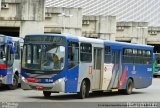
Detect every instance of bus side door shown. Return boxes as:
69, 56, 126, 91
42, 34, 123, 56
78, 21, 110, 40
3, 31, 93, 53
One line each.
110, 49, 122, 89
93, 47, 102, 90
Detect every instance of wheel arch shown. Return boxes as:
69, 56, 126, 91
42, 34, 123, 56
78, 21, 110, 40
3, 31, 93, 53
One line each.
77, 77, 91, 92
128, 77, 134, 88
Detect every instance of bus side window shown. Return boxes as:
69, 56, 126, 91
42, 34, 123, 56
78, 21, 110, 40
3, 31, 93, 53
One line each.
122, 48, 133, 64
145, 50, 151, 64
68, 41, 79, 69
80, 43, 92, 62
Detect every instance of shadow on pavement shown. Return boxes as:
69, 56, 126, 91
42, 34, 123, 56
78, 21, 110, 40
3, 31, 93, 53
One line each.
0, 85, 21, 91
0, 85, 10, 91
27, 91, 145, 100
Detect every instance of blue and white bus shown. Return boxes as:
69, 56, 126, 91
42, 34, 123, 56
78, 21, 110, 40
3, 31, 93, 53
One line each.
153, 53, 160, 77
21, 34, 154, 99
0, 35, 23, 89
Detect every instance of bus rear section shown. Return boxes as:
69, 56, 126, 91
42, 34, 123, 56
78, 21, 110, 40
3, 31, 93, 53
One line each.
121, 47, 153, 90
0, 35, 22, 89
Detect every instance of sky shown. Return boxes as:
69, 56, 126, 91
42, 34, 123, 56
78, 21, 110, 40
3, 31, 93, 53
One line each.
46, 0, 160, 26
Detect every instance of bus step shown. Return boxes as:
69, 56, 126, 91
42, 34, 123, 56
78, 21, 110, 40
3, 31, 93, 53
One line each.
111, 89, 118, 92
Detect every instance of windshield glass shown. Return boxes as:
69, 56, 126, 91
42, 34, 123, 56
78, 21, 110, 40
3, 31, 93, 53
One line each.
155, 54, 160, 67
0, 45, 6, 64
22, 44, 65, 71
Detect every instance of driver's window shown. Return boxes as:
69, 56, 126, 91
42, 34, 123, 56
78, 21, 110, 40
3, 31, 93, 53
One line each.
68, 41, 79, 69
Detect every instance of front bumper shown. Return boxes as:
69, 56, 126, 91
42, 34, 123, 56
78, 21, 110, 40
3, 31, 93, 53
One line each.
153, 72, 160, 76
0, 75, 5, 85
0, 74, 13, 85
21, 77, 65, 92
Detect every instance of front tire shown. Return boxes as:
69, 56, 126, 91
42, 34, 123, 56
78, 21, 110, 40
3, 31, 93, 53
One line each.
8, 74, 18, 90
43, 91, 51, 97
78, 80, 89, 99
125, 78, 133, 95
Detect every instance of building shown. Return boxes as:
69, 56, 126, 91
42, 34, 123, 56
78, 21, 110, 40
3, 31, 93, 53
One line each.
46, 0, 160, 26
0, 0, 116, 39
0, 0, 82, 37
1, 0, 160, 52
0, 0, 45, 37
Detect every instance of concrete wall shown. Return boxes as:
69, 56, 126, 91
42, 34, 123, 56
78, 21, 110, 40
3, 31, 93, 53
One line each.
20, 0, 45, 37
116, 22, 148, 44
20, 21, 44, 37
20, 0, 45, 21
0, 0, 21, 20
45, 7, 82, 36
0, 0, 1, 11
147, 27, 160, 44
0, 0, 45, 37
82, 15, 116, 41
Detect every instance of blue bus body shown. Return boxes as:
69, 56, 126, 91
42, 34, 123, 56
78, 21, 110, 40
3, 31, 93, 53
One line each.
0, 35, 23, 89
21, 34, 154, 98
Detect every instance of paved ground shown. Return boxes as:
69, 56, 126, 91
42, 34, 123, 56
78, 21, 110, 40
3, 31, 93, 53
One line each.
0, 78, 160, 103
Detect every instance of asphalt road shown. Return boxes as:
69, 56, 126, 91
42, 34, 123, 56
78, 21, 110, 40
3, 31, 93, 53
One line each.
0, 78, 160, 108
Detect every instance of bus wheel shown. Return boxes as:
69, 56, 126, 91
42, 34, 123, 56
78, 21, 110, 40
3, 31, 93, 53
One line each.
78, 80, 88, 99
43, 91, 51, 97
125, 78, 133, 95
8, 74, 18, 90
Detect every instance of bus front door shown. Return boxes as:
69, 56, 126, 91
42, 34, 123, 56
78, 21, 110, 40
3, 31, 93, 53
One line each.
93, 48, 102, 90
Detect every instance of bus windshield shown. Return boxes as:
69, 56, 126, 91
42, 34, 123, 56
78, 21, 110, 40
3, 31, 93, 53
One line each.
22, 44, 65, 71
0, 44, 6, 64
154, 53, 160, 72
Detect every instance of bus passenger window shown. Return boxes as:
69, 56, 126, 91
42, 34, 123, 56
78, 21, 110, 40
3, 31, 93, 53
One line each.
68, 41, 79, 69
145, 50, 151, 64
122, 48, 133, 64
80, 43, 92, 62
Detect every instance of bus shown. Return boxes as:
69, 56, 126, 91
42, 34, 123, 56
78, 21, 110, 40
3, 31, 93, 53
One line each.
21, 34, 154, 99
0, 35, 23, 89
153, 53, 160, 77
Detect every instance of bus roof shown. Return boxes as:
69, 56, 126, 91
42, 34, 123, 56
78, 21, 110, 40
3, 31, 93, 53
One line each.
11, 37, 24, 43
104, 40, 153, 49
0, 35, 12, 43
26, 34, 154, 49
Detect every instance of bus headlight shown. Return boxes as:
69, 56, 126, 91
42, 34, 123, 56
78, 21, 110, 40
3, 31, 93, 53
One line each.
21, 76, 25, 81
53, 77, 65, 85
58, 78, 63, 82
